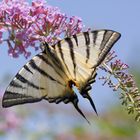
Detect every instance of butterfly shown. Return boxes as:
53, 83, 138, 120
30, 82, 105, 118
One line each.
2, 29, 121, 123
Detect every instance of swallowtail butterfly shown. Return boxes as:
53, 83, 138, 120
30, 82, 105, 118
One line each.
2, 29, 121, 123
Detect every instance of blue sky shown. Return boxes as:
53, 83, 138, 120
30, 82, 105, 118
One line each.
0, 0, 140, 112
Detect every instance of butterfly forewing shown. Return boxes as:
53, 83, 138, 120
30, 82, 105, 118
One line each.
53, 29, 121, 86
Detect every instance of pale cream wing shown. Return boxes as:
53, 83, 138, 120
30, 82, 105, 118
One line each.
2, 52, 71, 107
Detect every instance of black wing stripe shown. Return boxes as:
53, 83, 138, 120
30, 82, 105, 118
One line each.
10, 81, 25, 89
23, 65, 33, 74
73, 34, 78, 46
43, 46, 68, 78
43, 43, 68, 77
83, 32, 90, 45
57, 41, 65, 63
43, 45, 69, 79
16, 73, 44, 90
29, 59, 64, 85
92, 30, 98, 44
100, 30, 108, 50
83, 32, 90, 63
2, 91, 42, 108
100, 31, 113, 51
44, 42, 51, 52
65, 37, 76, 78
57, 41, 71, 75
37, 54, 64, 79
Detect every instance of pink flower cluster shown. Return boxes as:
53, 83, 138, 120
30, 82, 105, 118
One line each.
0, 0, 83, 58
111, 59, 129, 71
99, 51, 140, 121
0, 109, 21, 132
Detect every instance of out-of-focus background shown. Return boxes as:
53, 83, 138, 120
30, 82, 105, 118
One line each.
0, 0, 140, 140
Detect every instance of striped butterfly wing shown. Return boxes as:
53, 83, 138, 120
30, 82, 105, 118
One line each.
2, 52, 70, 106
2, 29, 121, 123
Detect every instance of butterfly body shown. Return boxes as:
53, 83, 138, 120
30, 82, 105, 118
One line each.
2, 29, 121, 122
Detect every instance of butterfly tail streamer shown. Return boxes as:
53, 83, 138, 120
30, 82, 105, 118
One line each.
71, 94, 90, 124
82, 93, 98, 115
